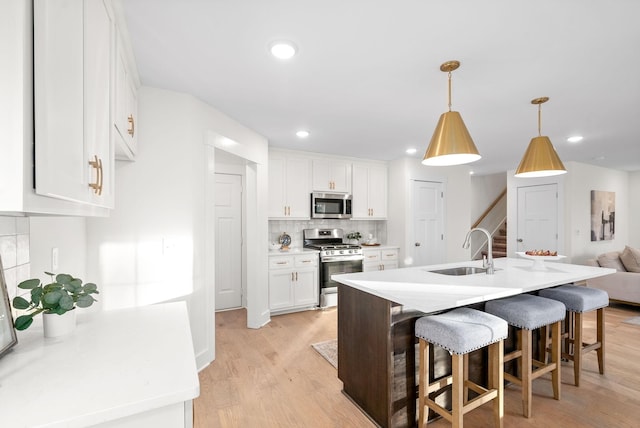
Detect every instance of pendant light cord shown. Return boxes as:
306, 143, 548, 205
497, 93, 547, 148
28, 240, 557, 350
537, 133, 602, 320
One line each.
538, 103, 542, 136
447, 71, 453, 112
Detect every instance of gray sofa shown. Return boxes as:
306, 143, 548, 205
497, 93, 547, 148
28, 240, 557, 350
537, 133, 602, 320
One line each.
585, 247, 640, 305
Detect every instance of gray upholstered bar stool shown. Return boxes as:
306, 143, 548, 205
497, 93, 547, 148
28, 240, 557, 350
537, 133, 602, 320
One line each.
415, 307, 508, 428
539, 284, 609, 386
484, 294, 566, 418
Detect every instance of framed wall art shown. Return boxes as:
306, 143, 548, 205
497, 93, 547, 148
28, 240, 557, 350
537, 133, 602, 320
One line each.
0, 256, 18, 358
590, 190, 615, 241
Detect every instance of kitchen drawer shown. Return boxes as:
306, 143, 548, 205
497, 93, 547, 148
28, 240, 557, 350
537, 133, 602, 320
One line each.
295, 254, 318, 267
363, 250, 380, 263
269, 256, 293, 270
381, 249, 398, 261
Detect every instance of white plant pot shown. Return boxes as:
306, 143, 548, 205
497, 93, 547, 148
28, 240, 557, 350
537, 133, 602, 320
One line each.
43, 310, 77, 338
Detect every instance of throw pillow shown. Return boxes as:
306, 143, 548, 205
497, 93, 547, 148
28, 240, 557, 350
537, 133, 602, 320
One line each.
619, 246, 640, 273
597, 251, 627, 271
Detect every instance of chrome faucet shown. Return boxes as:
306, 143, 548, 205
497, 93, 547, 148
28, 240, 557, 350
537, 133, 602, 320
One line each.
462, 227, 494, 274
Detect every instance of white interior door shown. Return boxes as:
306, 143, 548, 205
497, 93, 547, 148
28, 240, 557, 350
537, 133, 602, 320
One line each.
412, 180, 444, 266
516, 184, 559, 252
215, 174, 243, 310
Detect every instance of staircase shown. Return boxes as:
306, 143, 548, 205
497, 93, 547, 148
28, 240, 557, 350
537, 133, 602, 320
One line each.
482, 222, 507, 259
491, 224, 507, 258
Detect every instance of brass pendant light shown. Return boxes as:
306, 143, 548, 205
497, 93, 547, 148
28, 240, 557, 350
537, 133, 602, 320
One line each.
515, 97, 567, 178
422, 60, 481, 166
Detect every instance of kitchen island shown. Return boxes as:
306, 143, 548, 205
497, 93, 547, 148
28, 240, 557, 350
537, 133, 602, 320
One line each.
332, 257, 614, 428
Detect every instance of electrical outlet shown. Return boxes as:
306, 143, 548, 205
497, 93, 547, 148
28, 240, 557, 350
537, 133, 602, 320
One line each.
51, 247, 59, 271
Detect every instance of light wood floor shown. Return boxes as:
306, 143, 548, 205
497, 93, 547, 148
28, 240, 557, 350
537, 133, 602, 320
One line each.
195, 303, 640, 427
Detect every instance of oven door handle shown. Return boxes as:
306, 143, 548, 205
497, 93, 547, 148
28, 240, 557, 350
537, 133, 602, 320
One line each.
321, 255, 364, 263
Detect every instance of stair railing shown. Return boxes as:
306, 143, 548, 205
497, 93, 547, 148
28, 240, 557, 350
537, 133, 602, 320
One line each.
470, 188, 507, 260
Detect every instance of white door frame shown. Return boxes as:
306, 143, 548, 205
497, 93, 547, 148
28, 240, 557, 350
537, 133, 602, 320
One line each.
214, 171, 245, 310
409, 179, 445, 266
507, 171, 565, 258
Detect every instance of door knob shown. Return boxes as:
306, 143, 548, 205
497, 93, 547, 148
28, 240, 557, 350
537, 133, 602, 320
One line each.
517, 238, 523, 242
415, 242, 421, 246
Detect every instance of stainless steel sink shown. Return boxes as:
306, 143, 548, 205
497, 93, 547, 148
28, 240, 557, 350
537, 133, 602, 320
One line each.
428, 266, 490, 276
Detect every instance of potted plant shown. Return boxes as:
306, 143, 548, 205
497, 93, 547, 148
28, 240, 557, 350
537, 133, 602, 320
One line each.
346, 231, 362, 244
12, 272, 99, 337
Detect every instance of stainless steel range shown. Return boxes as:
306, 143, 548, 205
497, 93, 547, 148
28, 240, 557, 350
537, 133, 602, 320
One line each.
303, 228, 363, 307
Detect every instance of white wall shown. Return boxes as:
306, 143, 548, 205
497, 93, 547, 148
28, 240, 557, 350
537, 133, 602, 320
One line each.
564, 161, 629, 263
630, 171, 640, 248
29, 216, 87, 279
85, 86, 269, 370
388, 157, 472, 266
470, 172, 507, 223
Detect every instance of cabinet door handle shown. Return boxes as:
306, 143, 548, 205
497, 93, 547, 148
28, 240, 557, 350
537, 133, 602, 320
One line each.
295, 272, 298, 281
291, 272, 295, 281
284, 206, 287, 216
301, 260, 311, 263
127, 114, 135, 137
276, 261, 288, 265
88, 155, 103, 196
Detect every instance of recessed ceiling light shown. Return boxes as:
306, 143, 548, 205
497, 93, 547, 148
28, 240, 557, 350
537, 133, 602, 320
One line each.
469, 171, 475, 175
406, 148, 417, 155
296, 130, 309, 138
270, 41, 297, 59
567, 135, 583, 143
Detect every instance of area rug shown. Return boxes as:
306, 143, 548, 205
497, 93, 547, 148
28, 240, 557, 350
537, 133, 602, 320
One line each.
311, 339, 337, 369
623, 316, 640, 326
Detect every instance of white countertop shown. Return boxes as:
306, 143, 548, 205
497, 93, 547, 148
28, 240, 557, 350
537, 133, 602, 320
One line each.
268, 248, 319, 256
332, 257, 615, 313
361, 244, 399, 250
0, 302, 200, 428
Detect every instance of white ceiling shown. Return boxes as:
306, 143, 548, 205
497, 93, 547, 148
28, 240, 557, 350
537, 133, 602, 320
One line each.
122, 0, 640, 175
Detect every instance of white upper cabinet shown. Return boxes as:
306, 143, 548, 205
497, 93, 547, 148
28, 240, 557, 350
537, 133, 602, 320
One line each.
268, 152, 311, 219
312, 159, 351, 193
114, 30, 138, 160
351, 163, 388, 219
34, 0, 114, 208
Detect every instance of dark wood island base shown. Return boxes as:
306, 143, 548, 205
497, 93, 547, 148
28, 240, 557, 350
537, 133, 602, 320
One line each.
338, 284, 513, 428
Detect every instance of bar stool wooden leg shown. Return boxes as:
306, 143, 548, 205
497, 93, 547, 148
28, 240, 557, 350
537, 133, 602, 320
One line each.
489, 341, 504, 428
597, 308, 605, 375
452, 354, 464, 428
521, 329, 533, 418
418, 339, 429, 427
551, 321, 561, 400
574, 312, 583, 387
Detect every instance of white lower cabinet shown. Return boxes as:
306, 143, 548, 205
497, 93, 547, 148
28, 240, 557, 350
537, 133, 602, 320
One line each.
269, 253, 319, 313
362, 247, 399, 272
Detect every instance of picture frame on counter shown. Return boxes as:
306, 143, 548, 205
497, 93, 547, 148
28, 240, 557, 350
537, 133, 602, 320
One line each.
0, 256, 18, 358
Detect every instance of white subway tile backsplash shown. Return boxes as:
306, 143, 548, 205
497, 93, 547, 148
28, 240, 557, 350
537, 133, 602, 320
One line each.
0, 217, 17, 236
0, 236, 18, 269
16, 234, 29, 266
268, 219, 387, 248
0, 216, 31, 320
16, 217, 29, 235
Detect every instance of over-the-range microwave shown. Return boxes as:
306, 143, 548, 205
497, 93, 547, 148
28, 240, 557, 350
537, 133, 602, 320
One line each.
311, 192, 352, 219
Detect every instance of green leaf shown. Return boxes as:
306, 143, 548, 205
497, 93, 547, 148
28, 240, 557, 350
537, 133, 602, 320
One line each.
18, 278, 41, 290
14, 315, 34, 330
31, 287, 43, 305
59, 294, 74, 310
43, 289, 63, 306
63, 283, 79, 293
56, 274, 73, 284
49, 307, 67, 315
76, 295, 96, 308
84, 283, 98, 294
12, 296, 30, 310
43, 283, 62, 293
70, 278, 82, 288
